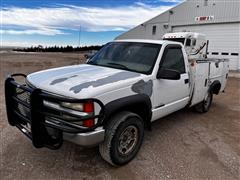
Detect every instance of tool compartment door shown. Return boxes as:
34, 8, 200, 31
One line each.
209, 60, 223, 79
190, 62, 209, 106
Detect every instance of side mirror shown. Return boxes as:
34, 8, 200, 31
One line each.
157, 68, 181, 80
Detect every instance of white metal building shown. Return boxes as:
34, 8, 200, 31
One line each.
116, 0, 240, 70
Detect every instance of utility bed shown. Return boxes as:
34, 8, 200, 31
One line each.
189, 58, 229, 106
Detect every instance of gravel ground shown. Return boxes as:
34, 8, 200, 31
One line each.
0, 52, 239, 180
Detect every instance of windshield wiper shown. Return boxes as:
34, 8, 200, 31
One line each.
87, 61, 96, 65
107, 62, 128, 70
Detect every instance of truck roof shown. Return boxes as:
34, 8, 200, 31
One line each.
114, 39, 181, 45
163, 32, 205, 39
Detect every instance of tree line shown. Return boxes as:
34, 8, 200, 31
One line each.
13, 45, 103, 52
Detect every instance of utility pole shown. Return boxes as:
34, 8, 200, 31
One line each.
78, 25, 81, 63
78, 25, 81, 47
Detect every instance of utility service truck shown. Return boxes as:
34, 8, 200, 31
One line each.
5, 37, 229, 166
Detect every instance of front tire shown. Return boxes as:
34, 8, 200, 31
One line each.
99, 111, 144, 166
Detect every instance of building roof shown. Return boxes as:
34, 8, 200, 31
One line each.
116, 0, 240, 40
145, 0, 240, 27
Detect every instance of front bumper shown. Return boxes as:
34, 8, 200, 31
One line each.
5, 74, 105, 149
63, 127, 105, 147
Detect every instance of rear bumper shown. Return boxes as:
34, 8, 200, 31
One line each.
63, 127, 105, 147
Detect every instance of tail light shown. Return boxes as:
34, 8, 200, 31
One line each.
83, 102, 94, 128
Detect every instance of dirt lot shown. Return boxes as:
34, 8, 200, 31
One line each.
0, 52, 239, 180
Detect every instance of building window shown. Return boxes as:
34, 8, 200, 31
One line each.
152, 25, 157, 35
221, 52, 229, 55
204, 0, 208, 6
231, 53, 239, 56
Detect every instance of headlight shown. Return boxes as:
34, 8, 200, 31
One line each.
60, 102, 84, 111
44, 100, 95, 128
60, 101, 95, 128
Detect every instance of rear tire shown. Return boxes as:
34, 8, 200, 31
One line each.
99, 111, 144, 166
194, 90, 213, 113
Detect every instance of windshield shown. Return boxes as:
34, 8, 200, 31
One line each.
164, 38, 185, 45
87, 42, 161, 74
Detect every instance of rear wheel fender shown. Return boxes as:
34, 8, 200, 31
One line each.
209, 80, 221, 95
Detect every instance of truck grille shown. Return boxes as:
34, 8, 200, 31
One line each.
13, 86, 31, 120
17, 103, 31, 119
15, 88, 30, 103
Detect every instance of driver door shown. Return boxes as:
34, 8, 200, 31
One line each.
152, 45, 190, 121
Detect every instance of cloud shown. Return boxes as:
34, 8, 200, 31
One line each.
1, 40, 70, 47
1, 3, 172, 36
1, 41, 38, 47
158, 0, 183, 2
0, 28, 65, 35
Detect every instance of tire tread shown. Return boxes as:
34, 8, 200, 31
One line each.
99, 111, 141, 166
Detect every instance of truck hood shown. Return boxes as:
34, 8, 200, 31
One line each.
27, 64, 144, 98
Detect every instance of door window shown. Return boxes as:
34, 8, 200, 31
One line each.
160, 46, 186, 74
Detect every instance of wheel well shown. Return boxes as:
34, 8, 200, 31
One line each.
210, 81, 221, 95
103, 95, 152, 130
120, 103, 151, 129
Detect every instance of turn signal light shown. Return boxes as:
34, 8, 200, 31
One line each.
83, 102, 95, 128
84, 102, 94, 112
83, 119, 95, 128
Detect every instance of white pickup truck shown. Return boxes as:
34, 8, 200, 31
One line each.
5, 39, 229, 166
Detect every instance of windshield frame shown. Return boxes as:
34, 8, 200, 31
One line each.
87, 42, 162, 75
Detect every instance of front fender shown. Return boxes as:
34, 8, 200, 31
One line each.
102, 94, 152, 130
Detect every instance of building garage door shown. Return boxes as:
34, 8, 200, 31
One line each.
173, 23, 240, 70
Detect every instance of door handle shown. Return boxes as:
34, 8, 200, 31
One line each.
184, 79, 189, 84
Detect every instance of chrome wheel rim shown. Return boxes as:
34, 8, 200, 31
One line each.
118, 125, 138, 156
